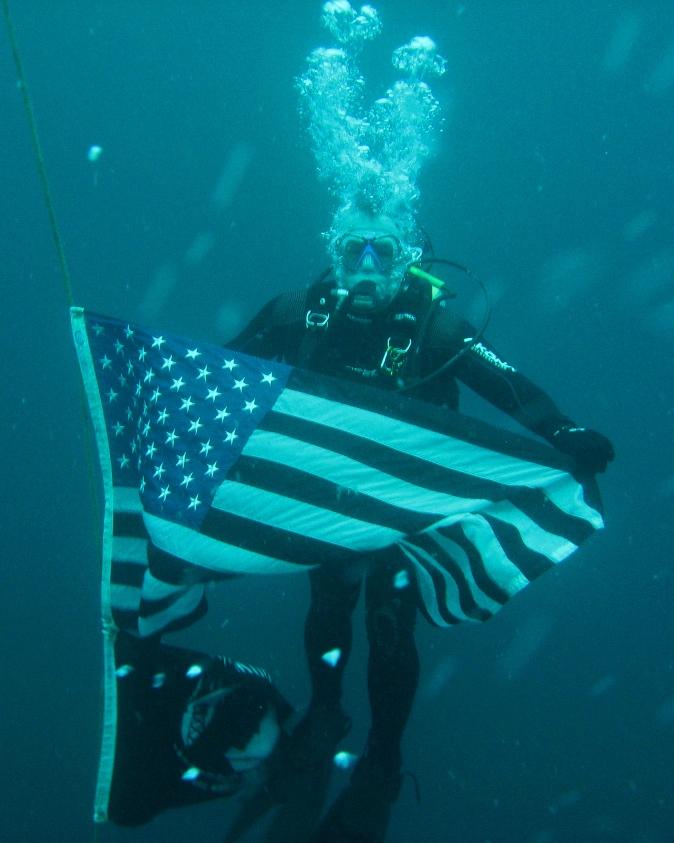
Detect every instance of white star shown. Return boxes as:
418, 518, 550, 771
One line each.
143, 367, 155, 384
186, 347, 201, 360
188, 418, 203, 434
199, 439, 213, 456
135, 381, 142, 397
180, 472, 194, 488
188, 495, 201, 511
100, 354, 112, 370
124, 324, 134, 339
139, 477, 146, 493
114, 339, 124, 355
243, 398, 258, 413
170, 376, 185, 392
161, 355, 176, 372
92, 323, 104, 336
205, 461, 219, 478
112, 422, 125, 437
141, 421, 151, 437
159, 485, 171, 502
261, 372, 277, 385
180, 396, 195, 412
157, 408, 169, 424
126, 407, 133, 420
126, 360, 134, 375
197, 365, 211, 381
176, 452, 189, 468
215, 407, 230, 422
152, 335, 165, 349
233, 377, 248, 392
206, 386, 221, 402
117, 373, 127, 387
153, 462, 166, 479
106, 388, 118, 403
138, 347, 147, 362
224, 429, 238, 444
150, 388, 161, 403
145, 442, 157, 458
165, 429, 178, 446
222, 358, 238, 371
118, 453, 129, 468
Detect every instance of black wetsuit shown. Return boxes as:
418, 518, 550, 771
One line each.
227, 273, 574, 774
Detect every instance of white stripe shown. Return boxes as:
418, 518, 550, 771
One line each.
398, 540, 472, 624
141, 570, 189, 600
212, 479, 401, 550
144, 512, 307, 575
487, 499, 578, 562
243, 429, 498, 519
112, 536, 147, 565
423, 531, 504, 615
460, 515, 530, 597
398, 543, 449, 627
275, 389, 603, 525
139, 582, 206, 638
544, 476, 604, 529
276, 390, 564, 486
113, 486, 142, 514
110, 583, 141, 611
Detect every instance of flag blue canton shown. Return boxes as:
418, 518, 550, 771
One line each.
84, 313, 289, 528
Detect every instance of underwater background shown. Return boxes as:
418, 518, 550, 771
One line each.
2, 2, 673, 841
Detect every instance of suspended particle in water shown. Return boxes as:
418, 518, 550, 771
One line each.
334, 751, 358, 769
186, 663, 204, 678
321, 648, 342, 667
115, 664, 134, 679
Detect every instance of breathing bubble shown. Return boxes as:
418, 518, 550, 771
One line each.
297, 3, 446, 249
322, 1, 382, 47
87, 144, 103, 162
392, 37, 447, 79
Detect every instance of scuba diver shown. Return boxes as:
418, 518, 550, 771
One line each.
224, 209, 614, 843
222, 5, 613, 841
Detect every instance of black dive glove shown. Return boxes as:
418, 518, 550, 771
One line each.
551, 425, 615, 474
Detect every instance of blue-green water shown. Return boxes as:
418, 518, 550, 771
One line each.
2, 2, 673, 841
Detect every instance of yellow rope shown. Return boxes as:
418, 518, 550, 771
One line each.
2, 0, 74, 304
3, 5, 105, 837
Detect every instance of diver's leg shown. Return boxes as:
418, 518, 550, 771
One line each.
263, 566, 361, 842
311, 558, 418, 842
364, 557, 419, 773
305, 563, 362, 708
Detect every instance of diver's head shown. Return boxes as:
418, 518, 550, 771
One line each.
329, 211, 422, 314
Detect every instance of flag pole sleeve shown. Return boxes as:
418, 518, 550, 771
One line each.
70, 306, 118, 822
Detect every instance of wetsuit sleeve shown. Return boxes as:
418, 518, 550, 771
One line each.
452, 323, 575, 443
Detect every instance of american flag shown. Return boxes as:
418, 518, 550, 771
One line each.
72, 308, 603, 638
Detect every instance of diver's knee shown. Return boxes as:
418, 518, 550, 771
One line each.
366, 599, 415, 653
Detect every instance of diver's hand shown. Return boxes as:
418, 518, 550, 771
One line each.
552, 426, 615, 474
